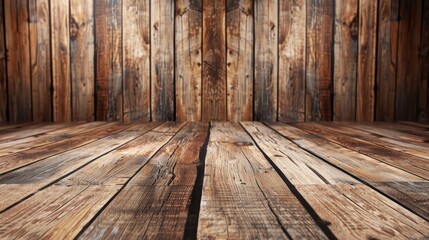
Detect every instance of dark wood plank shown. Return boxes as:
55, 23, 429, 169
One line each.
278, 0, 306, 122
226, 0, 253, 121
151, 0, 175, 121
376, 0, 399, 122
333, 0, 358, 121
199, 122, 327, 239
396, 0, 422, 121
123, 0, 150, 121
419, 0, 429, 121
70, 0, 95, 121
175, 0, 202, 122
95, 0, 123, 121
0, 123, 71, 142
5, 0, 32, 122
202, 0, 227, 121
357, 0, 377, 122
254, 0, 278, 121
29, 0, 52, 122
0, 123, 34, 133
0, 0, 6, 123
305, 0, 333, 121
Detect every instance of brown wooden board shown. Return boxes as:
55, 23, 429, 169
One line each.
0, 0, 6, 123
278, 0, 306, 122
95, 0, 123, 121
202, 1, 227, 121
0, 123, 71, 142
123, 0, 150, 121
305, 0, 333, 121
254, 0, 278, 121
419, 0, 429, 121
175, 0, 202, 122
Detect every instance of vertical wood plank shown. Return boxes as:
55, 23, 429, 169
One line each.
376, 0, 399, 122
175, 0, 202, 122
278, 0, 306, 122
333, 0, 358, 121
70, 0, 95, 121
226, 0, 253, 121
396, 0, 422, 121
51, 0, 72, 122
419, 0, 429, 121
305, 0, 333, 121
123, 0, 150, 121
202, 0, 227, 121
254, 0, 278, 121
29, 0, 52, 122
95, 0, 123, 121
151, 0, 175, 121
357, 0, 377, 122
0, 0, 6, 123
5, 0, 32, 122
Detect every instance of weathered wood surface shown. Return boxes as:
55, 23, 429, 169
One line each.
0, 0, 6, 123
202, 1, 227, 121
0, 123, 71, 142
175, 0, 202, 122
254, 0, 278, 122
420, 0, 429, 122
278, 0, 306, 122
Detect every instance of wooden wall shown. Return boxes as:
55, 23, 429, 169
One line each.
0, 0, 428, 123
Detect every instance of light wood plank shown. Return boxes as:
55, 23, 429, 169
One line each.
0, 123, 72, 142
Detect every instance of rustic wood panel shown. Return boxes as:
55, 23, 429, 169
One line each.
305, 0, 333, 121
5, 0, 32, 122
226, 0, 253, 121
396, 0, 422, 121
278, 0, 306, 122
357, 0, 377, 121
333, 0, 358, 121
254, 0, 278, 121
419, 0, 429, 121
175, 0, 202, 122
123, 0, 151, 121
0, 0, 6, 123
51, 0, 72, 122
202, 0, 227, 121
70, 0, 95, 121
95, 0, 123, 121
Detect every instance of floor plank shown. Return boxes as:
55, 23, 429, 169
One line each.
0, 123, 35, 132
0, 123, 73, 141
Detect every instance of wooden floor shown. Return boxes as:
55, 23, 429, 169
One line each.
0, 122, 428, 239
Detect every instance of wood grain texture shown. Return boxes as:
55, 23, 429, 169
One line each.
175, 0, 202, 122
396, 0, 422, 121
0, 0, 6, 123
95, 0, 123, 121
151, 0, 175, 121
357, 0, 377, 121
51, 0, 72, 122
333, 0, 358, 121
305, 0, 333, 121
123, 0, 151, 121
226, 0, 253, 121
202, 0, 227, 121
29, 0, 52, 122
70, 0, 95, 121
419, 0, 429, 121
376, 0, 399, 122
5, 0, 32, 122
278, 0, 306, 122
254, 0, 278, 121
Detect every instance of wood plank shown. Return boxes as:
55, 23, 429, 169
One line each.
0, 123, 34, 133
269, 122, 429, 221
198, 122, 328, 239
254, 0, 278, 121
51, 0, 72, 122
123, 0, 150, 121
29, 0, 52, 122
333, 0, 358, 121
278, 0, 306, 122
95, 0, 123, 121
202, 0, 227, 121
70, 0, 95, 121
400, 121, 429, 129
226, 0, 253, 121
175, 0, 202, 122
151, 0, 175, 121
79, 123, 207, 239
396, 0, 422, 121
0, 0, 6, 123
305, 0, 333, 121
0, 123, 72, 142
356, 0, 377, 121
5, 0, 32, 122
242, 122, 429, 238
419, 0, 429, 121
376, 0, 399, 121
